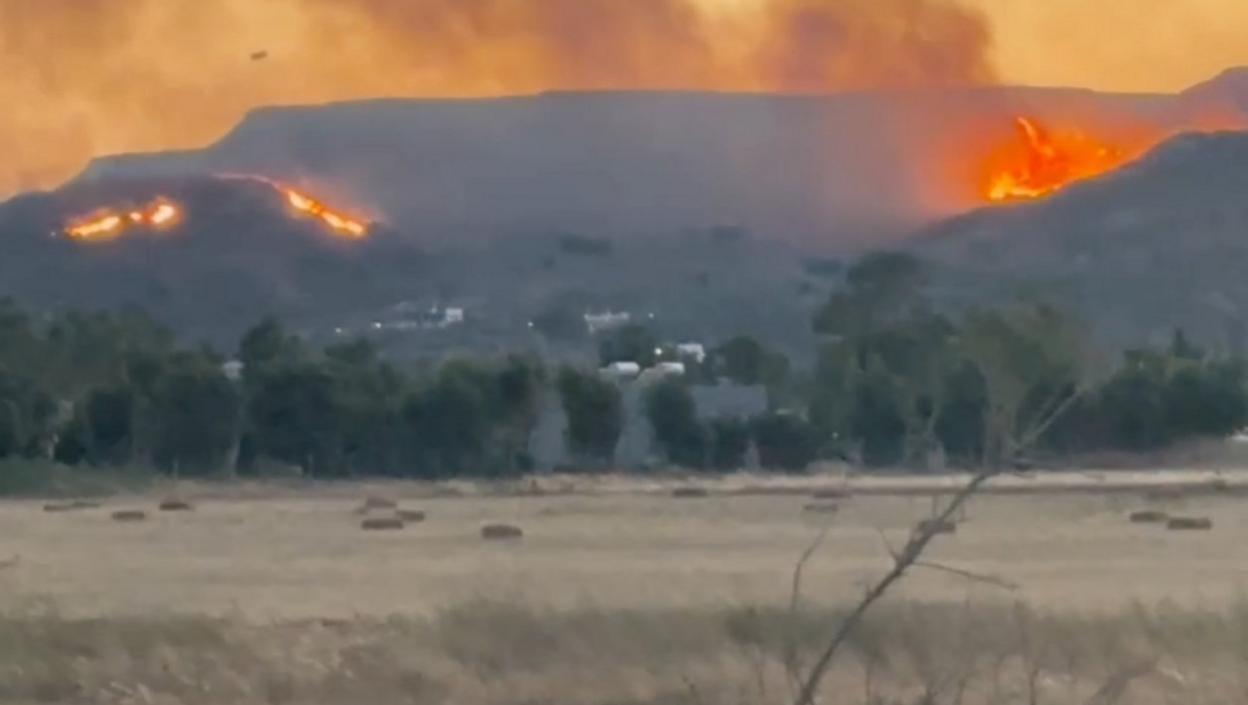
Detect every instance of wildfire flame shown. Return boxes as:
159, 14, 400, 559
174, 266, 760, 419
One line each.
64, 200, 181, 241
60, 177, 371, 243
215, 174, 371, 238
985, 117, 1128, 202
282, 187, 368, 238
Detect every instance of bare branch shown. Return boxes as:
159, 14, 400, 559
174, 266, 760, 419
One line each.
784, 514, 837, 696
875, 526, 900, 563
791, 517, 835, 613
1017, 385, 1087, 451
913, 560, 1020, 592
792, 468, 1002, 705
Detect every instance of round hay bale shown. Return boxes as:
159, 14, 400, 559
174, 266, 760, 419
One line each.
396, 509, 426, 523
361, 517, 405, 531
1166, 517, 1213, 531
481, 523, 524, 541
802, 502, 839, 515
1129, 510, 1169, 524
356, 497, 398, 514
915, 518, 957, 536
110, 510, 147, 523
812, 487, 851, 500
158, 499, 194, 512
671, 487, 709, 499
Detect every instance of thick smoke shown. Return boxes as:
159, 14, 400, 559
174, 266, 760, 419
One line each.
0, 0, 995, 195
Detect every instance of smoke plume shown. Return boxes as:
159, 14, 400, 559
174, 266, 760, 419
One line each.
0, 0, 995, 195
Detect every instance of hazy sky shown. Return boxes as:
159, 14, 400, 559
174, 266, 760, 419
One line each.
708, 0, 1248, 92
1, 0, 1244, 195
980, 0, 1248, 92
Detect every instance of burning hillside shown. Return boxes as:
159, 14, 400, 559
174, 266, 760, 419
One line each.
982, 117, 1127, 202
65, 199, 181, 241
59, 176, 370, 241
0, 174, 421, 343
916, 129, 1248, 347
978, 111, 1243, 204
216, 175, 370, 239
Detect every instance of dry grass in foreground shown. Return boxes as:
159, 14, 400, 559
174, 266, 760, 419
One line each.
0, 598, 1244, 705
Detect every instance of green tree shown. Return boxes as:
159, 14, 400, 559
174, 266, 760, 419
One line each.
494, 356, 546, 475
556, 366, 623, 464
848, 362, 908, 467
152, 358, 240, 475
709, 417, 750, 471
82, 386, 135, 465
405, 367, 491, 477
247, 363, 341, 476
1096, 351, 1169, 451
751, 412, 817, 472
326, 338, 408, 476
713, 335, 791, 388
958, 302, 1086, 468
1163, 359, 1248, 440
238, 317, 304, 376
0, 399, 21, 459
645, 379, 707, 469
811, 253, 954, 467
813, 252, 928, 341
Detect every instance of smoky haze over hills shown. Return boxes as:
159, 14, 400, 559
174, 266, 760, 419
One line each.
0, 0, 998, 194
71, 72, 1248, 250
0, 69, 1245, 348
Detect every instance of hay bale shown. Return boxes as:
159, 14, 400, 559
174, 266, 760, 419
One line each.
1166, 517, 1213, 531
481, 523, 524, 541
396, 509, 426, 523
802, 502, 839, 515
671, 487, 709, 499
361, 517, 405, 531
1129, 510, 1169, 524
812, 487, 851, 500
158, 499, 194, 512
110, 510, 147, 523
915, 518, 957, 536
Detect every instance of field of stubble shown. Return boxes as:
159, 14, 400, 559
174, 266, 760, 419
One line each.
0, 471, 1245, 704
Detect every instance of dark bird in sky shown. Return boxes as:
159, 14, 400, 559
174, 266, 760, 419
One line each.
250, 50, 269, 61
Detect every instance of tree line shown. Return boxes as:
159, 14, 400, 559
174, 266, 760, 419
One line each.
0, 251, 1244, 480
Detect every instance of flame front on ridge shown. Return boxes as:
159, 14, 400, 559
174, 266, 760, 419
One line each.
64, 200, 181, 241
984, 117, 1127, 202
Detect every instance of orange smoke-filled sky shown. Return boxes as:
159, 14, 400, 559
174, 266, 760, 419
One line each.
719, 0, 1248, 92
1, 0, 1246, 197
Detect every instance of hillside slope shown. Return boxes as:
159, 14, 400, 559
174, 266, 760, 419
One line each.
914, 129, 1248, 348
71, 84, 1221, 250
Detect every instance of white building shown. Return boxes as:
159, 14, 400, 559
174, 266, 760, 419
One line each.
584, 311, 631, 334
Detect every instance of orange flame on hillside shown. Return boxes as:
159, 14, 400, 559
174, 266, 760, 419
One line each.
64, 199, 181, 241
984, 117, 1129, 202
215, 174, 371, 238
282, 187, 368, 238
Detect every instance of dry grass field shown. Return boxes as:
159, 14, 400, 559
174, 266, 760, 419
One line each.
0, 470, 1246, 704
